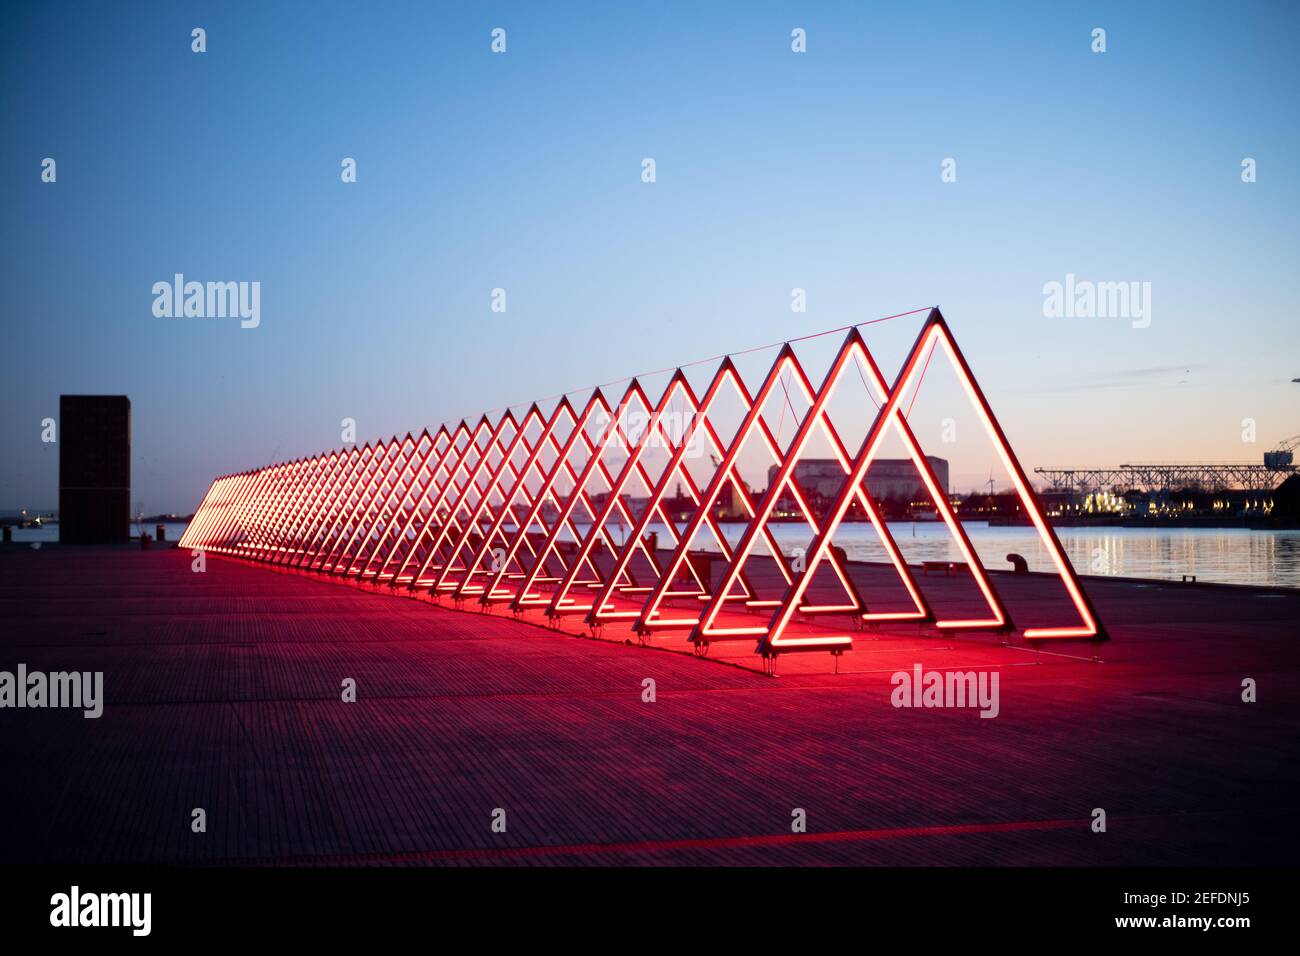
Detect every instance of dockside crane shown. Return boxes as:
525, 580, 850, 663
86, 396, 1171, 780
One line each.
1263, 435, 1300, 471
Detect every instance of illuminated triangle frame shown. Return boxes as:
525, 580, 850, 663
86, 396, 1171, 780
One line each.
751, 309, 1106, 653
473, 391, 621, 610
429, 404, 554, 595
689, 328, 968, 648
542, 370, 718, 622
506, 382, 653, 614
584, 357, 784, 629
449, 398, 584, 601
345, 429, 441, 578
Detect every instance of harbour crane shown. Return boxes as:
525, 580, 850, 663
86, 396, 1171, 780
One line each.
1263, 435, 1300, 471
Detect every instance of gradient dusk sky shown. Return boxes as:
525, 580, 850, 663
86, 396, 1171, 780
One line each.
2, 1, 1297, 514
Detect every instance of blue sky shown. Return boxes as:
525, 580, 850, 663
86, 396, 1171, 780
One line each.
2, 0, 1297, 512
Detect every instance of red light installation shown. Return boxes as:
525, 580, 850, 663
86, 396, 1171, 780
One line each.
543, 371, 710, 622
178, 309, 1107, 660
447, 400, 579, 600
584, 359, 774, 630
274, 450, 350, 566
394, 418, 497, 586
327, 435, 418, 574
350, 430, 442, 579
371, 425, 463, 581
305, 441, 382, 571
408, 415, 517, 590
474, 391, 619, 609
688, 329, 960, 650
429, 408, 550, 595
507, 383, 648, 613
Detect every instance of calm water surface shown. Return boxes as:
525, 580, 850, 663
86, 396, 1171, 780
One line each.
9, 521, 1297, 589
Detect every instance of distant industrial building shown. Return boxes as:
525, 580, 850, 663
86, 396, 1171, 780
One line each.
59, 395, 131, 543
767, 457, 949, 506
1033, 436, 1298, 521
1035, 436, 1298, 495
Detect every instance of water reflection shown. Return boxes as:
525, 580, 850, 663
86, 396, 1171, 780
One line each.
673, 522, 1300, 589
11, 521, 1296, 589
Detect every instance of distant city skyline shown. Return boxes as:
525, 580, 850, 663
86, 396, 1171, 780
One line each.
2, 1, 1297, 513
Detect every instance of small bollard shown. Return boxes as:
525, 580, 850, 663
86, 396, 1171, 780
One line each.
156, 523, 166, 542
140, 532, 153, 551
1007, 553, 1029, 575
2, 526, 11, 543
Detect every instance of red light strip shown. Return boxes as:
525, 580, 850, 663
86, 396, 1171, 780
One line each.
275, 447, 355, 568
634, 348, 820, 633
249, 458, 305, 558
177, 477, 221, 550
475, 392, 614, 607
327, 440, 405, 570
260, 456, 318, 557
507, 384, 653, 612
393, 418, 496, 586
346, 430, 440, 578
543, 372, 709, 619
387, 421, 491, 586
761, 321, 1006, 652
191, 473, 243, 550
330, 437, 415, 570
273, 450, 348, 565
324, 435, 417, 574
210, 468, 271, 555
302, 441, 380, 571
208, 471, 256, 550
927, 314, 1105, 641
277, 451, 350, 564
589, 358, 798, 627
408, 412, 523, 591
691, 332, 941, 646
581, 363, 742, 625
178, 476, 222, 549
362, 427, 457, 580
430, 407, 548, 594
447, 400, 577, 598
